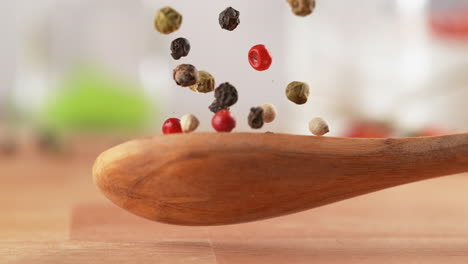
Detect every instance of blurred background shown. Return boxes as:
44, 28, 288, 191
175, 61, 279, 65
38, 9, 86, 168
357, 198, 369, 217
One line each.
2, 0, 468, 248
3, 0, 468, 148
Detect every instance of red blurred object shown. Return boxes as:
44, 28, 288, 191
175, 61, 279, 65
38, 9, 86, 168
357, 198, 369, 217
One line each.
430, 8, 468, 39
248, 44, 272, 71
212, 110, 236, 132
162, 118, 183, 134
344, 121, 393, 138
416, 127, 447, 137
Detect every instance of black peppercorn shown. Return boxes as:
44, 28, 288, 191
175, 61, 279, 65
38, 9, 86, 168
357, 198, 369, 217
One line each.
214, 82, 238, 107
209, 100, 229, 113
173, 64, 199, 87
248, 107, 264, 129
170, 38, 191, 60
219, 7, 240, 31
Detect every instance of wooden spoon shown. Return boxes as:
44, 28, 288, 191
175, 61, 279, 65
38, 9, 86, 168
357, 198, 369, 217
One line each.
92, 132, 468, 226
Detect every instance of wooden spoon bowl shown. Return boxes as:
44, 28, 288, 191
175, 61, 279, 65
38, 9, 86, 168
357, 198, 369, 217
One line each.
92, 132, 468, 226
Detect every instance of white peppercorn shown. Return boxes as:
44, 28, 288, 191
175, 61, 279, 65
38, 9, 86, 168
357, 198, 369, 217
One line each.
260, 104, 277, 123
180, 114, 200, 133
309, 117, 329, 136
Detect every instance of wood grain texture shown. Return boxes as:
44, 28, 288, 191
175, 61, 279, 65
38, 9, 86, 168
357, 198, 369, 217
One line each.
3, 144, 468, 263
92, 133, 468, 225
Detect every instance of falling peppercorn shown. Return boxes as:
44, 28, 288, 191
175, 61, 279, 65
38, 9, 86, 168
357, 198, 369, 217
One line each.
180, 114, 199, 133
248, 45, 273, 71
209, 82, 238, 113
214, 82, 238, 107
190, 71, 215, 93
286, 81, 310, 105
260, 104, 277, 123
309, 117, 329, 136
219, 7, 240, 31
212, 110, 236, 132
173, 64, 199, 87
287, 0, 316, 17
209, 100, 229, 113
154, 7, 183, 34
162, 118, 183, 134
171, 38, 191, 60
248, 107, 264, 129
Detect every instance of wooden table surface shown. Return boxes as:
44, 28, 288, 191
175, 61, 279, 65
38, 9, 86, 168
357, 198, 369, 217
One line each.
2, 142, 468, 263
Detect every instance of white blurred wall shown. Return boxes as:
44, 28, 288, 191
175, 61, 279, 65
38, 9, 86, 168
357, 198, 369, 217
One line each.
0, 2, 17, 119
287, 0, 468, 134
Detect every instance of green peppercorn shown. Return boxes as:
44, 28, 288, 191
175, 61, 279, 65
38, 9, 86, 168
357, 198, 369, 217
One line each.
154, 7, 183, 34
286, 81, 310, 105
190, 71, 215, 93
287, 0, 316, 17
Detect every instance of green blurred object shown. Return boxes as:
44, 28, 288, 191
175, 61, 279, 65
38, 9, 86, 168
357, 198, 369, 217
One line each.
43, 66, 155, 132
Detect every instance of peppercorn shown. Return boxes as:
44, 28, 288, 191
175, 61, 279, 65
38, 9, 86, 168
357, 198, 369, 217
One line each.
214, 82, 238, 108
173, 64, 199, 87
154, 7, 183, 34
162, 118, 183, 134
260, 104, 277, 123
180, 114, 200, 133
190, 71, 215, 93
286, 81, 310, 105
208, 100, 229, 113
209, 82, 238, 113
171, 38, 191, 60
219, 7, 240, 31
248, 107, 264, 129
287, 0, 316, 17
309, 117, 329, 136
212, 110, 236, 132
248, 45, 273, 71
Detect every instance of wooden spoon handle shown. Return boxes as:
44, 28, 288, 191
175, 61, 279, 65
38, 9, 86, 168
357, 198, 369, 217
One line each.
93, 133, 468, 226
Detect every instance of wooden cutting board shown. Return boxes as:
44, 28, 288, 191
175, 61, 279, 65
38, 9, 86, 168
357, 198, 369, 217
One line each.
2, 150, 468, 263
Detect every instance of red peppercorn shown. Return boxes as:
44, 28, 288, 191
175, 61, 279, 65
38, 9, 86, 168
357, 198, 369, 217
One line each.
162, 118, 183, 134
248, 44, 272, 71
212, 110, 236, 132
